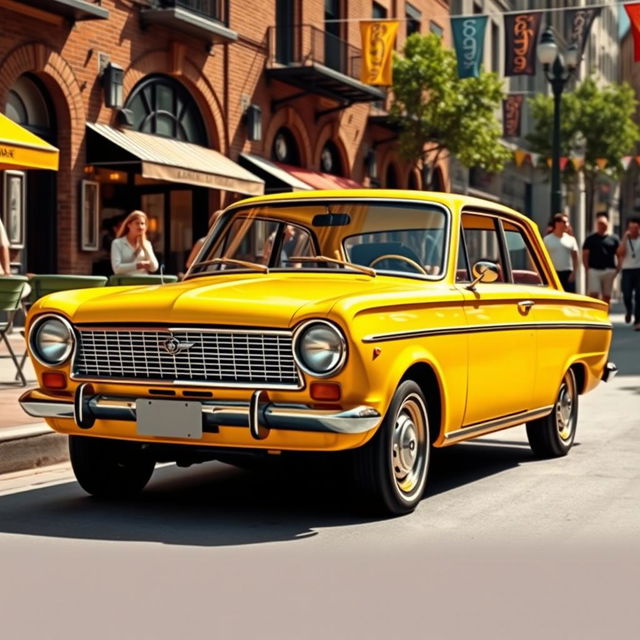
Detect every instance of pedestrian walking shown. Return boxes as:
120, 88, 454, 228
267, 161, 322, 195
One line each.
111, 210, 159, 276
617, 216, 640, 330
544, 213, 579, 292
582, 214, 620, 306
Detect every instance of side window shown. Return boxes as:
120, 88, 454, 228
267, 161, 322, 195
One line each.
503, 221, 547, 286
460, 213, 505, 282
456, 233, 470, 282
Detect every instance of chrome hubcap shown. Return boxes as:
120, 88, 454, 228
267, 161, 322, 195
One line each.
391, 394, 428, 496
555, 375, 576, 441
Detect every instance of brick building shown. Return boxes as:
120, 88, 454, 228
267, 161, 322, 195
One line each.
0, 0, 451, 276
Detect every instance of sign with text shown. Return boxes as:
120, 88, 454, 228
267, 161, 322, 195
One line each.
504, 12, 543, 76
565, 8, 601, 57
360, 20, 399, 85
451, 16, 488, 78
503, 94, 524, 138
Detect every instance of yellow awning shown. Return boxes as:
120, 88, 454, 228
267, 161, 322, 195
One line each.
0, 113, 59, 171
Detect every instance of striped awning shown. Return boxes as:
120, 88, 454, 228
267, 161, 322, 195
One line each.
239, 153, 312, 192
0, 113, 59, 171
86, 123, 264, 196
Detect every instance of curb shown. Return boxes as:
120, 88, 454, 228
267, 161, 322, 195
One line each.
0, 424, 69, 475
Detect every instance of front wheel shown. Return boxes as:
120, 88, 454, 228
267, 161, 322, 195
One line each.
69, 436, 156, 498
526, 369, 578, 458
353, 380, 431, 516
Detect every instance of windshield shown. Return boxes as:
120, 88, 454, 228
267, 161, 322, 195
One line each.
187, 200, 449, 279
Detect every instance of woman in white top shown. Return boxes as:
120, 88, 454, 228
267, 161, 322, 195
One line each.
111, 210, 159, 275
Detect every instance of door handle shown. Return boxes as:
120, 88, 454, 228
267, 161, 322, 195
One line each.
517, 300, 536, 312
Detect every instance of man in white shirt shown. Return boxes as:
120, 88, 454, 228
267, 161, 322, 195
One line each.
543, 213, 579, 292
617, 217, 640, 330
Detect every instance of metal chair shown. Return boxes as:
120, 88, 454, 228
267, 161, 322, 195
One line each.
108, 274, 178, 286
27, 274, 108, 304
0, 276, 30, 386
18, 275, 108, 379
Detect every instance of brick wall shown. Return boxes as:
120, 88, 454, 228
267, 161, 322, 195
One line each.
0, 0, 451, 274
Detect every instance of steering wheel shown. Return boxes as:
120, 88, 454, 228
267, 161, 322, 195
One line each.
368, 254, 428, 275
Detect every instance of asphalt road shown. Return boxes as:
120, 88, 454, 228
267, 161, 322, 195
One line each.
1, 315, 638, 639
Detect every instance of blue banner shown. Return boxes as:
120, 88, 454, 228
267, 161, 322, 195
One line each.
451, 16, 488, 78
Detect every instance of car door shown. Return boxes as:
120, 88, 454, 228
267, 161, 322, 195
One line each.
456, 212, 537, 427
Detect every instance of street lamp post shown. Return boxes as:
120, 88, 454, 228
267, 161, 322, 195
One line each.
537, 27, 579, 217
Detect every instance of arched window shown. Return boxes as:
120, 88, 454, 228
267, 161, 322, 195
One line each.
432, 167, 445, 192
408, 171, 419, 190
125, 75, 207, 145
320, 140, 342, 175
271, 127, 300, 165
6, 74, 53, 139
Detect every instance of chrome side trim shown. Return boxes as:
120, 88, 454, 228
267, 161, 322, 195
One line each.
444, 405, 554, 441
19, 391, 382, 435
363, 321, 612, 343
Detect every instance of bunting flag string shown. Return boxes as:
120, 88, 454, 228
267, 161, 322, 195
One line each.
621, 156, 633, 170
636, 155, 640, 165
595, 158, 608, 170
513, 149, 528, 167
571, 157, 585, 171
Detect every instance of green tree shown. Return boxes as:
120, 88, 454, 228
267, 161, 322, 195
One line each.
526, 77, 640, 224
389, 32, 511, 188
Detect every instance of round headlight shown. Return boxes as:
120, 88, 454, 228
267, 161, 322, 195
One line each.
293, 321, 347, 377
30, 316, 74, 366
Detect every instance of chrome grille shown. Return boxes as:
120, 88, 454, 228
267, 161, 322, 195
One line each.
72, 327, 301, 388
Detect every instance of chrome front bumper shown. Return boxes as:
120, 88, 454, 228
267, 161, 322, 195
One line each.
602, 361, 618, 383
19, 385, 381, 439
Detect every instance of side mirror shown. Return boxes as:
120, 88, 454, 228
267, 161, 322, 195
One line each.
467, 260, 499, 291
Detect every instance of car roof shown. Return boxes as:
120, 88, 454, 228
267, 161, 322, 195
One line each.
228, 189, 531, 225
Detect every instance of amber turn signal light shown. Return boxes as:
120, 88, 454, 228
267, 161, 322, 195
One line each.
42, 372, 67, 390
310, 382, 341, 401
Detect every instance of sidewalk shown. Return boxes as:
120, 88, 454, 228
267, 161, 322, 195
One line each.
0, 307, 637, 475
0, 332, 68, 473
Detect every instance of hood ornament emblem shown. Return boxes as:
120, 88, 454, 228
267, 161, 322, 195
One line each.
161, 337, 194, 355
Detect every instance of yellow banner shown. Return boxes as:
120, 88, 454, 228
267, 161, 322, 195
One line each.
360, 20, 399, 85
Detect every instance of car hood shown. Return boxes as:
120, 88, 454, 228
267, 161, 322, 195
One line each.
36, 273, 403, 328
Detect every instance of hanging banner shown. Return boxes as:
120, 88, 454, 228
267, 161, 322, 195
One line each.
451, 16, 488, 78
504, 12, 543, 76
565, 8, 601, 57
625, 3, 640, 62
360, 20, 400, 85
502, 94, 524, 137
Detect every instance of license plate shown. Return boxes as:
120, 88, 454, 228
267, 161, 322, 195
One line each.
136, 399, 203, 439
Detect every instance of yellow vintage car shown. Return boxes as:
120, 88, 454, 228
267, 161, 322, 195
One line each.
20, 190, 616, 515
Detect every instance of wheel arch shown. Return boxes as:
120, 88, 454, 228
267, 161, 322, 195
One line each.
569, 361, 587, 395
399, 362, 443, 445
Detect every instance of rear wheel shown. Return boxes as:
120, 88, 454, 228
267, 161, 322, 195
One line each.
353, 380, 430, 516
526, 369, 578, 458
69, 436, 155, 498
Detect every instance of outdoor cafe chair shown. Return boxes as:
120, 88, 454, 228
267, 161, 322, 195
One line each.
108, 274, 178, 286
17, 274, 108, 379
0, 275, 30, 386
27, 274, 108, 305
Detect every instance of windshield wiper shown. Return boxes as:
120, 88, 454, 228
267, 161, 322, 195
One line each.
287, 255, 376, 277
194, 257, 269, 273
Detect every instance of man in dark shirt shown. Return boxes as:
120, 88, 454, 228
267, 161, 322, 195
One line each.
582, 214, 620, 306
